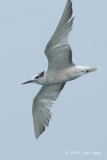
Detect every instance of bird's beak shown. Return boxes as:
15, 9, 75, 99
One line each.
22, 80, 33, 85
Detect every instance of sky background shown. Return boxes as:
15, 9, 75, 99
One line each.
0, 0, 107, 159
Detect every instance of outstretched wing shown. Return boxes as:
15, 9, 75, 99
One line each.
45, 0, 75, 72
32, 83, 65, 138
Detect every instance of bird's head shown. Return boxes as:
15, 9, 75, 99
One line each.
22, 71, 45, 85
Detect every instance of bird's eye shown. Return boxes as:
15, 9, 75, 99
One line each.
36, 76, 39, 79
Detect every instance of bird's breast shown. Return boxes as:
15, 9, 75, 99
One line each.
46, 67, 78, 85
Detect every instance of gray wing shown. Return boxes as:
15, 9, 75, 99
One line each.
45, 0, 75, 72
32, 83, 65, 138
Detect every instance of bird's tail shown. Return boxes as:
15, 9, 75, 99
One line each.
88, 67, 98, 72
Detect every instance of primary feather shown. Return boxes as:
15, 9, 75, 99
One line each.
45, 0, 75, 72
32, 83, 65, 138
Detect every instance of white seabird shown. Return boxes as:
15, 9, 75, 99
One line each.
22, 0, 97, 139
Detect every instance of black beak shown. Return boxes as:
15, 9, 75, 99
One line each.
22, 80, 33, 85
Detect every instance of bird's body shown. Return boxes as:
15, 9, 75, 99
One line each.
22, 0, 97, 139
34, 66, 97, 86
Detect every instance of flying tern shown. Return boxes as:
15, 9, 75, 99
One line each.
22, 0, 97, 139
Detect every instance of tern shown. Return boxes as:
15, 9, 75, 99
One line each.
22, 0, 97, 139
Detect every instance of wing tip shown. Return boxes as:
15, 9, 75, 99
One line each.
34, 125, 46, 139
67, 0, 72, 8
67, 0, 72, 4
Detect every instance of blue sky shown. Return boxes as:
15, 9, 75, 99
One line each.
0, 0, 107, 159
